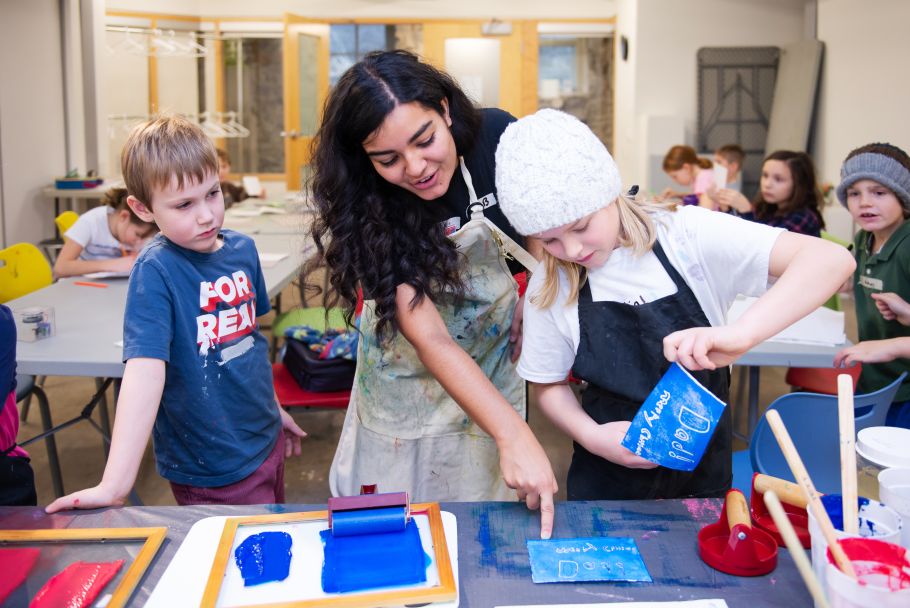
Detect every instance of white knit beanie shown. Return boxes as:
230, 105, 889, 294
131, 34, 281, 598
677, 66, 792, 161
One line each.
495, 109, 622, 236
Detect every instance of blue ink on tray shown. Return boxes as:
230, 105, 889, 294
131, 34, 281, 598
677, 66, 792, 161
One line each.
321, 518, 428, 593
526, 537, 652, 584
621, 363, 726, 471
234, 531, 293, 586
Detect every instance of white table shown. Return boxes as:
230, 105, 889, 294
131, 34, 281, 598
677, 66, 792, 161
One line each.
733, 339, 849, 440
13, 232, 309, 378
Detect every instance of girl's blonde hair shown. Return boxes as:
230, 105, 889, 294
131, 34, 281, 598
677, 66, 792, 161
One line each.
663, 145, 712, 171
531, 193, 677, 309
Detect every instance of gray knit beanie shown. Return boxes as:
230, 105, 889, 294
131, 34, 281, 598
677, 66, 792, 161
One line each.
495, 109, 622, 236
836, 143, 910, 212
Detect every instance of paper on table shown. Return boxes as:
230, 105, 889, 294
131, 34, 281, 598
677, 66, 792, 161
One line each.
81, 271, 130, 279
727, 296, 846, 346
227, 207, 265, 217
259, 252, 289, 268
242, 175, 263, 196
713, 163, 728, 190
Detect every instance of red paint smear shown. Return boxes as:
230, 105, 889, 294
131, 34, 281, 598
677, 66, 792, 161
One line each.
828, 538, 910, 591
29, 560, 124, 608
0, 547, 40, 604
682, 498, 722, 522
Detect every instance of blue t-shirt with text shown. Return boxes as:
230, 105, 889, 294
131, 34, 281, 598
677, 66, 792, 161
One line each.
123, 230, 280, 487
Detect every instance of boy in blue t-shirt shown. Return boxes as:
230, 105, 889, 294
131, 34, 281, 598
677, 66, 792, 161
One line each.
47, 116, 305, 512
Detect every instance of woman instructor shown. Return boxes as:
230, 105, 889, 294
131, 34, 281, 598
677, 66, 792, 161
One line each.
309, 50, 557, 537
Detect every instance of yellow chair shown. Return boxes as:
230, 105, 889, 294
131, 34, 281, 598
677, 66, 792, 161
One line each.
54, 210, 80, 235
0, 243, 53, 303
1, 243, 61, 496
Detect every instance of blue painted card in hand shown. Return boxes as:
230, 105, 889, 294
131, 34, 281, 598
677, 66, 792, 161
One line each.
527, 537, 652, 583
620, 362, 726, 471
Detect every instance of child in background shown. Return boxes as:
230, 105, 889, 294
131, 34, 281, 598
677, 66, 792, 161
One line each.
46, 116, 306, 513
495, 109, 855, 500
833, 142, 910, 428
53, 187, 157, 278
216, 148, 264, 207
660, 145, 715, 208
0, 304, 37, 506
711, 150, 825, 237
714, 144, 744, 192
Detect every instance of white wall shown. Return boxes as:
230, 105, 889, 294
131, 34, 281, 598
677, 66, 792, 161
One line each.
814, 0, 910, 240
614, 0, 809, 189
0, 0, 67, 248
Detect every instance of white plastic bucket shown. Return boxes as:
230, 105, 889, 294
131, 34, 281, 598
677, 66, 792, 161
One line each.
878, 468, 910, 550
808, 494, 902, 608
824, 537, 910, 607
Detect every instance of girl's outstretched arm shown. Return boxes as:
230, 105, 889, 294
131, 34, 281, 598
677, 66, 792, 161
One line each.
396, 284, 558, 539
835, 338, 910, 367
664, 231, 856, 370
534, 382, 657, 469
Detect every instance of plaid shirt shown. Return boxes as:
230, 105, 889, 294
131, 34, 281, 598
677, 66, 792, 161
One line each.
741, 208, 822, 237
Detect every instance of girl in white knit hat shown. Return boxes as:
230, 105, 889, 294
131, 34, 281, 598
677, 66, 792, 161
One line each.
496, 109, 856, 500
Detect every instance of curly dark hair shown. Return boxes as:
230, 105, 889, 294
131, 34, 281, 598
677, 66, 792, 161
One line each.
753, 150, 826, 229
305, 50, 482, 343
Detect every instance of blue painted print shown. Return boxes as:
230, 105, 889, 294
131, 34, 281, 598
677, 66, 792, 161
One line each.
234, 531, 293, 587
527, 537, 652, 583
621, 363, 726, 471
321, 519, 428, 593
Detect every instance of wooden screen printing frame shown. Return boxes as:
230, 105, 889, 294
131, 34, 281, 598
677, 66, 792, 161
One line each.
0, 526, 167, 608
201, 502, 456, 608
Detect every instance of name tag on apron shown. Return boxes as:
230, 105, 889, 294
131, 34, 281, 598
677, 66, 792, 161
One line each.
477, 192, 498, 209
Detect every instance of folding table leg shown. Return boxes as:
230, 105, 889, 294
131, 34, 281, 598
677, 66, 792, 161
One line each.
32, 385, 64, 498
95, 378, 112, 459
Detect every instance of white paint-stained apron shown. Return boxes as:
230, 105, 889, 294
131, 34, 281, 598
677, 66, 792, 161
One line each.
329, 160, 535, 501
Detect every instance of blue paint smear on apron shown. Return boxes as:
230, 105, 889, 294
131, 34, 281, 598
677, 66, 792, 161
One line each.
320, 519, 428, 593
234, 531, 293, 586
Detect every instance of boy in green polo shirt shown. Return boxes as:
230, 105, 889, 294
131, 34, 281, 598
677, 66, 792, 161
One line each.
834, 142, 910, 428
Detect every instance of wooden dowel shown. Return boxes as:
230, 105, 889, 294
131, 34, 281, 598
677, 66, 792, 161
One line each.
765, 410, 857, 579
764, 490, 831, 608
838, 374, 858, 535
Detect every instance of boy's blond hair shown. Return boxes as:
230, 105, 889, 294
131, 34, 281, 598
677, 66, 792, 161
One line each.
121, 115, 219, 208
532, 194, 678, 309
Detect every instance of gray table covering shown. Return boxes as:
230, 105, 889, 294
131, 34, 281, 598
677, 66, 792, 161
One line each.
0, 499, 811, 607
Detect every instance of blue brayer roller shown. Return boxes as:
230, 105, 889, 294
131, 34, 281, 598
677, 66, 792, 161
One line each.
327, 491, 410, 537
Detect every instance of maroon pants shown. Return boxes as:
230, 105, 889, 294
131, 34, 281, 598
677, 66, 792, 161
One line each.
169, 435, 285, 505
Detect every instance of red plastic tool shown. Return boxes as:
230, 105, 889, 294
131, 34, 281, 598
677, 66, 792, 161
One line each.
750, 473, 811, 549
698, 489, 778, 576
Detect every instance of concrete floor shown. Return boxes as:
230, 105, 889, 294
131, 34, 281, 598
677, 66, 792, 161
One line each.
17, 287, 857, 508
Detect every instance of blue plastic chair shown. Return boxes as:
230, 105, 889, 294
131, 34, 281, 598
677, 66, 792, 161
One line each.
748, 372, 907, 495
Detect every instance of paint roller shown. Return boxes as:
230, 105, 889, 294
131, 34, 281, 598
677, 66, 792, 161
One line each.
327, 491, 410, 537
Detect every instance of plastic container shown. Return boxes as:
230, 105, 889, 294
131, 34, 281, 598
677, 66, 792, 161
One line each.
856, 427, 910, 502
824, 537, 910, 607
13, 306, 55, 342
879, 468, 910, 550
808, 494, 902, 608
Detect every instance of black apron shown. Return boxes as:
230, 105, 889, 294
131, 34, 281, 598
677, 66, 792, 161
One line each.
568, 241, 732, 500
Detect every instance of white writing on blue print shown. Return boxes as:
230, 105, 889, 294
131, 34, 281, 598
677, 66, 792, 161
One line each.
558, 558, 628, 579
555, 542, 638, 554
633, 389, 712, 465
